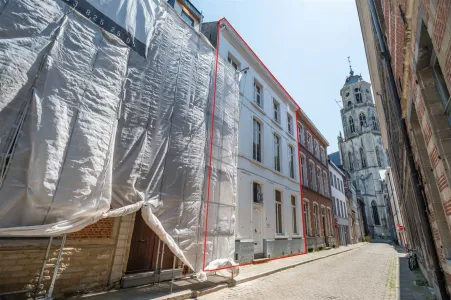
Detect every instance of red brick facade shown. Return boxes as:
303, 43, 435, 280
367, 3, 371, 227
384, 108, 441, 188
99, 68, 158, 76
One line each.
68, 218, 115, 239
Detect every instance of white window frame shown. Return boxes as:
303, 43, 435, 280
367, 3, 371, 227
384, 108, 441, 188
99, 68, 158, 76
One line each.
323, 171, 329, 197
288, 144, 295, 179
274, 133, 281, 172
253, 181, 263, 204
273, 99, 280, 123
309, 160, 316, 191
291, 195, 298, 234
313, 203, 319, 236
320, 205, 326, 237
254, 80, 263, 107
313, 139, 319, 158
275, 189, 283, 234
227, 52, 240, 71
316, 165, 323, 194
304, 199, 311, 236
327, 208, 332, 236
301, 153, 307, 186
307, 132, 313, 152
253, 118, 262, 162
298, 122, 305, 146
287, 114, 293, 135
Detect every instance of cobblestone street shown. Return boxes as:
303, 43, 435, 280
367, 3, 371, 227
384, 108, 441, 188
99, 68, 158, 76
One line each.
200, 243, 399, 300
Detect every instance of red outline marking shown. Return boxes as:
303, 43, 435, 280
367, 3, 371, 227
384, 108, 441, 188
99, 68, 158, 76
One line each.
202, 20, 221, 271
202, 18, 308, 273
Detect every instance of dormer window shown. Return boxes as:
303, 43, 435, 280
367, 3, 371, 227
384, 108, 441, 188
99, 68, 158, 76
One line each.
347, 101, 352, 107
181, 11, 194, 26
227, 53, 240, 71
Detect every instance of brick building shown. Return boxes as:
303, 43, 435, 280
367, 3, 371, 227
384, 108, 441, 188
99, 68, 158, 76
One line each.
297, 111, 336, 251
356, 0, 451, 298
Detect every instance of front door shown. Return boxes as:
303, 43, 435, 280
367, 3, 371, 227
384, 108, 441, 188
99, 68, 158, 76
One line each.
253, 206, 263, 254
126, 210, 175, 273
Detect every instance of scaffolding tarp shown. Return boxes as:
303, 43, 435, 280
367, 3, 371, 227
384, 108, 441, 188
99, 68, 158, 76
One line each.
0, 0, 239, 278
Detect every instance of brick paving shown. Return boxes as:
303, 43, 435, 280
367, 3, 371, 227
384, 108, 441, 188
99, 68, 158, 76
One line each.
199, 243, 403, 300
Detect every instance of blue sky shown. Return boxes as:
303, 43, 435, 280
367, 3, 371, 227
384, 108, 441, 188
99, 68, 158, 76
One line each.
193, 0, 371, 153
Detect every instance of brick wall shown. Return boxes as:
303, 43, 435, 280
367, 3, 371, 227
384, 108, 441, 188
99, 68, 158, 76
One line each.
0, 215, 135, 299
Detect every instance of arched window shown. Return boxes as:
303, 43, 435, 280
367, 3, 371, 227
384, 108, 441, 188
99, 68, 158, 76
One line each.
372, 201, 380, 225
355, 88, 362, 103
347, 101, 352, 107
375, 147, 382, 167
348, 152, 354, 171
352, 180, 357, 190
360, 147, 367, 168
359, 112, 367, 128
372, 115, 378, 130
349, 116, 355, 133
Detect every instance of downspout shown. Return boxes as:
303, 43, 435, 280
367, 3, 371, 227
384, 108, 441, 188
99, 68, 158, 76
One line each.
368, 0, 448, 298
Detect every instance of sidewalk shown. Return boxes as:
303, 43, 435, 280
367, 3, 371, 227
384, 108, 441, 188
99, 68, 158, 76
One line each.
74, 243, 367, 300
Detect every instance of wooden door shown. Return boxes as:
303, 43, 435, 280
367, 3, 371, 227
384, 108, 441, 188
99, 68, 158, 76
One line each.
126, 210, 175, 273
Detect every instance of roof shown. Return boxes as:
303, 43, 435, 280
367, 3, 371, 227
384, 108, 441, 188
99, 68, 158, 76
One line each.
329, 151, 341, 166
343, 70, 364, 87
328, 158, 345, 176
214, 18, 329, 146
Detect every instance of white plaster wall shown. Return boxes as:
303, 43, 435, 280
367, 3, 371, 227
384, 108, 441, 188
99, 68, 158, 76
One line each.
329, 164, 348, 226
219, 30, 303, 244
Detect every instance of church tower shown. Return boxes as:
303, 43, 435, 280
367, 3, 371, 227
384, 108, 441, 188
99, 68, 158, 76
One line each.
338, 61, 390, 239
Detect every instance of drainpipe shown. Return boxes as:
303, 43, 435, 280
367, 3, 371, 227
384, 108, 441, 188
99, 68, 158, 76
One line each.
368, 0, 448, 298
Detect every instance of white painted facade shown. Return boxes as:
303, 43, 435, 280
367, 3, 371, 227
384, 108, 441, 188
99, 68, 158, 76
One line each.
329, 161, 349, 244
338, 71, 391, 239
385, 168, 405, 246
215, 23, 303, 257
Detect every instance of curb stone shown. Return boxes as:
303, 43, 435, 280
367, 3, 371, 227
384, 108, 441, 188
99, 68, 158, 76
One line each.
175, 243, 367, 299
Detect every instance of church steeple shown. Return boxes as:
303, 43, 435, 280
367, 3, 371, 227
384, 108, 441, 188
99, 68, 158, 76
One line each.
348, 56, 354, 76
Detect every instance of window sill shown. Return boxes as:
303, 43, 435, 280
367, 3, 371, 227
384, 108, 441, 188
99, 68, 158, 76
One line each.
275, 235, 288, 239
271, 118, 283, 130
292, 235, 303, 239
253, 201, 264, 206
250, 101, 266, 115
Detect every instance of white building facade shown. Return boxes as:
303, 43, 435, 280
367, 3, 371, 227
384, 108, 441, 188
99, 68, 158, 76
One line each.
202, 20, 304, 262
329, 161, 350, 245
338, 68, 391, 239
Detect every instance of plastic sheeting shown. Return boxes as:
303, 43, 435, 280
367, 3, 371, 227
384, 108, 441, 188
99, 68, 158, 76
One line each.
0, 0, 239, 277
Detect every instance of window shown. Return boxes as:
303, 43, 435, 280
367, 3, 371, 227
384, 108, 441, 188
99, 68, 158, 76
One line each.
313, 204, 319, 236
317, 166, 323, 194
291, 196, 298, 234
332, 197, 336, 215
340, 180, 344, 193
309, 161, 316, 191
313, 139, 319, 158
348, 152, 354, 171
275, 190, 283, 234
327, 208, 332, 236
372, 115, 378, 131
347, 100, 352, 107
274, 134, 281, 171
376, 147, 382, 167
431, 54, 451, 125
333, 174, 337, 189
320, 206, 326, 236
253, 182, 263, 204
288, 145, 295, 179
372, 201, 380, 226
355, 87, 362, 103
307, 132, 313, 152
360, 147, 367, 168
181, 10, 194, 26
301, 154, 307, 186
304, 200, 311, 236
253, 119, 262, 162
349, 116, 355, 133
254, 81, 262, 107
227, 54, 239, 71
320, 147, 325, 164
298, 123, 305, 145
340, 202, 344, 218
272, 99, 280, 123
323, 171, 329, 197
359, 112, 367, 128
287, 114, 293, 134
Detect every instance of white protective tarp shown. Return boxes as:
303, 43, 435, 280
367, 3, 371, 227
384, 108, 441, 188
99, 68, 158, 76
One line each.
0, 0, 239, 278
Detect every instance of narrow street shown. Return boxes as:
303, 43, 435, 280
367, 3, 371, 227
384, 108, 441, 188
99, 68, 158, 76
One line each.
199, 243, 428, 300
